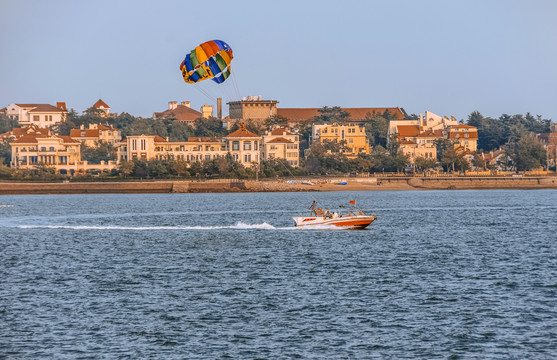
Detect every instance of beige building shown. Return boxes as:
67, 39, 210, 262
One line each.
117, 135, 227, 163
388, 111, 458, 138
10, 133, 117, 175
226, 96, 279, 129
70, 123, 121, 147
448, 124, 478, 152
262, 127, 300, 167
3, 102, 68, 127
311, 123, 369, 158
224, 125, 262, 168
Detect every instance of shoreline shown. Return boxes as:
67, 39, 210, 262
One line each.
1, 176, 557, 195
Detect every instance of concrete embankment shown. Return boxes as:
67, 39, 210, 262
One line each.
0, 177, 556, 195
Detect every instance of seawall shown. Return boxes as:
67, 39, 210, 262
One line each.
0, 177, 556, 195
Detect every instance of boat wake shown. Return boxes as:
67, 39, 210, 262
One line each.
15, 222, 348, 231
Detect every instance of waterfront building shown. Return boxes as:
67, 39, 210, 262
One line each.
116, 125, 261, 168
116, 135, 227, 163
224, 124, 262, 168
2, 102, 68, 127
153, 101, 212, 126
70, 123, 121, 147
389, 111, 468, 164
398, 129, 443, 162
388, 111, 458, 137
9, 133, 117, 175
262, 127, 300, 167
311, 123, 370, 158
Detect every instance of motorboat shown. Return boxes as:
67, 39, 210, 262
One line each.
292, 200, 377, 229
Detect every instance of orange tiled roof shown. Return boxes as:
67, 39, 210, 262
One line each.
154, 105, 202, 121
266, 137, 294, 144
70, 129, 100, 138
153, 135, 168, 142
93, 99, 110, 109
15, 104, 67, 112
11, 134, 78, 144
396, 125, 421, 138
276, 107, 406, 121
227, 126, 260, 138
400, 140, 417, 145
416, 130, 444, 138
270, 127, 295, 136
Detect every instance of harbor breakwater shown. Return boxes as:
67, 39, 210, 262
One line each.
1, 176, 557, 195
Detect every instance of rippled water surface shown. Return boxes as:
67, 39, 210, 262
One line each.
1, 190, 556, 358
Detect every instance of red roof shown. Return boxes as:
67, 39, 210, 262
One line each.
154, 105, 202, 121
276, 107, 406, 121
396, 125, 421, 139
269, 127, 294, 136
416, 130, 443, 138
11, 134, 78, 144
93, 99, 110, 109
266, 137, 293, 144
70, 129, 100, 138
227, 126, 260, 138
153, 135, 167, 142
0, 126, 50, 139
14, 104, 66, 112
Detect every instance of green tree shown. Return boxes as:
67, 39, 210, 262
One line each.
195, 117, 228, 137
0, 113, 18, 133
0, 141, 12, 165
314, 106, 350, 123
363, 113, 389, 147
414, 157, 438, 172
118, 160, 135, 178
440, 147, 470, 172
81, 143, 115, 164
504, 133, 547, 171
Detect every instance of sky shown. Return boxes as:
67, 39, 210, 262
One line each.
1, 0, 556, 121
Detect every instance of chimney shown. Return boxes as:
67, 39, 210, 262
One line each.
201, 104, 213, 119
181, 101, 191, 108
168, 101, 178, 110
56, 102, 67, 111
217, 97, 222, 120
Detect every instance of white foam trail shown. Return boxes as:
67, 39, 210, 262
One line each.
17, 222, 278, 231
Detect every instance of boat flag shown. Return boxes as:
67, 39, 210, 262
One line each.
349, 200, 356, 205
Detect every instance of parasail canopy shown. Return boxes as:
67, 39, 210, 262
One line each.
180, 40, 233, 84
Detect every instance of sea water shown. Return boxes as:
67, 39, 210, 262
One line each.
0, 190, 556, 358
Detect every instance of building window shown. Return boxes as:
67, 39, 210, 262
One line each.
49, 147, 54, 151
464, 133, 469, 138
244, 141, 251, 150
232, 141, 239, 151
244, 154, 251, 162
254, 141, 258, 150
33, 115, 40, 122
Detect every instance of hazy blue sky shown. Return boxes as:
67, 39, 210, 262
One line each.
1, 0, 556, 121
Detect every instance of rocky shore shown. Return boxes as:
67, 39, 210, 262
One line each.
1, 176, 557, 195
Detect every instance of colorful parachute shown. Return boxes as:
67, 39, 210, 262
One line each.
180, 40, 233, 84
